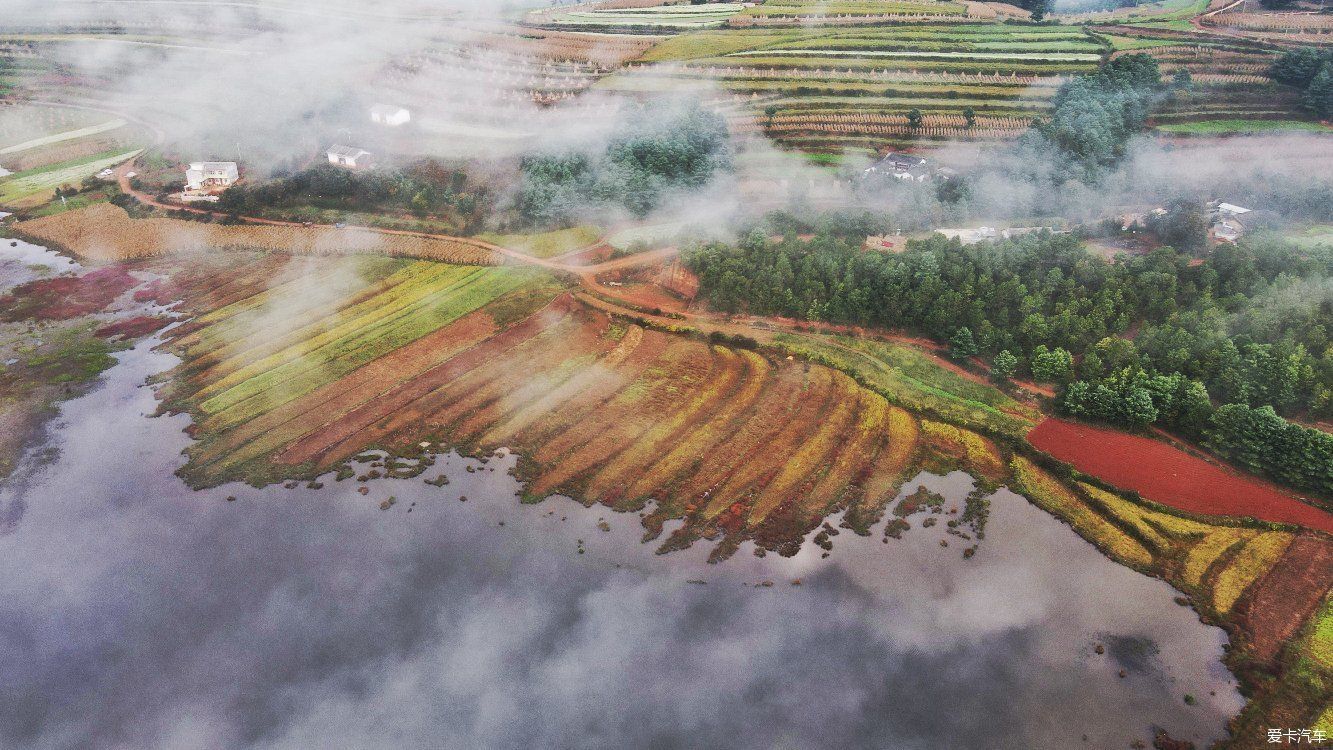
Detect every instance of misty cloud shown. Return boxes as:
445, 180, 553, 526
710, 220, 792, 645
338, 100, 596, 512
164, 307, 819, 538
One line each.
0, 337, 1240, 750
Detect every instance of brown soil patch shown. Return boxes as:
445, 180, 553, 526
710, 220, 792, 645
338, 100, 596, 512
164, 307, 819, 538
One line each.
94, 315, 169, 339
1233, 533, 1333, 663
14, 203, 502, 265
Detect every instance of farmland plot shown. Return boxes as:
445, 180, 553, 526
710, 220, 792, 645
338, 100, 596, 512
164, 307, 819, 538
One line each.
0, 118, 127, 156
530, 3, 745, 30
618, 23, 1103, 149
0, 149, 139, 207
148, 252, 1021, 562
13, 204, 504, 264
1001, 459, 1333, 737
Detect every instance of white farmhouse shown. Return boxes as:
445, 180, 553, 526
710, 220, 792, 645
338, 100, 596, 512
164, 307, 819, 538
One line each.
326, 145, 372, 169
370, 104, 411, 127
863, 152, 929, 182
184, 161, 238, 191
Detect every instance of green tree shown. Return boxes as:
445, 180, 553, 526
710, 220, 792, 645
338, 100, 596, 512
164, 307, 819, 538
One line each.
1269, 47, 1329, 87
907, 108, 923, 130
1120, 387, 1160, 427
1028, 54, 1160, 176
1031, 345, 1074, 383
991, 350, 1019, 382
409, 190, 430, 214
1304, 63, 1333, 119
1149, 197, 1209, 252
1208, 404, 1333, 496
949, 327, 978, 359
962, 107, 976, 128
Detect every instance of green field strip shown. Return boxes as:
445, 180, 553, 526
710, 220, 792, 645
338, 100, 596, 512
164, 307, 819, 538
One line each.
199, 268, 543, 428
0, 148, 141, 204
193, 264, 493, 407
729, 49, 1103, 62
0, 118, 127, 155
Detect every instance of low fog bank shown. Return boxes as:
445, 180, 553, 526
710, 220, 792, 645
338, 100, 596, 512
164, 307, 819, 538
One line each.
7, 2, 1329, 241
768, 131, 1333, 235
0, 340, 1237, 750
2, 0, 570, 166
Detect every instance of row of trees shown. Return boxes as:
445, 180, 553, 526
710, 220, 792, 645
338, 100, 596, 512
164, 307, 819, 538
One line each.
215, 161, 485, 229
685, 222, 1333, 494
515, 103, 732, 226
1209, 404, 1333, 497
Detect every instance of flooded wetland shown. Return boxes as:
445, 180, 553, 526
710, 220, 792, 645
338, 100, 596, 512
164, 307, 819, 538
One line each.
0, 313, 1243, 749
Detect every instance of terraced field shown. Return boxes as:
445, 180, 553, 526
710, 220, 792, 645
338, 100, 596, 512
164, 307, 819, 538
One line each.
1099, 40, 1314, 131
34, 230, 1309, 736
13, 203, 504, 263
528, 3, 746, 30
140, 250, 1047, 560
144, 259, 889, 556
735, 0, 969, 23
611, 24, 1102, 150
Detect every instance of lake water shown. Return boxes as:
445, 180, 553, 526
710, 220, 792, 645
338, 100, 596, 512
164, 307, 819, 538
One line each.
0, 325, 1245, 749
0, 236, 79, 291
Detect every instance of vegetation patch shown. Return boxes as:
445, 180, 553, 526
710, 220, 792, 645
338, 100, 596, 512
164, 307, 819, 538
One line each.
13, 203, 503, 264
0, 265, 138, 321
1009, 456, 1154, 568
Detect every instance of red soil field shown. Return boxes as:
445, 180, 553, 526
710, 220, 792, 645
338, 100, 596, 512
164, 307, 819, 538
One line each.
94, 315, 169, 339
1028, 418, 1333, 535
0, 266, 138, 321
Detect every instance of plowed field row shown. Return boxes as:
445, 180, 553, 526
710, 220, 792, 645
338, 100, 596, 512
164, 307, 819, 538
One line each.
152, 254, 1014, 560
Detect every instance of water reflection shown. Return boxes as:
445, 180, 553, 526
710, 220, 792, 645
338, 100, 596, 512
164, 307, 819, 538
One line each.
0, 237, 79, 292
0, 334, 1244, 750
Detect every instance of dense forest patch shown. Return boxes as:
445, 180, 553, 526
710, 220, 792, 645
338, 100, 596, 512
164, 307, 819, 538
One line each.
686, 221, 1333, 498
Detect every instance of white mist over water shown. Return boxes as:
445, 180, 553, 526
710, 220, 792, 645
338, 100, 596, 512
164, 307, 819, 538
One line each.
0, 314, 1243, 749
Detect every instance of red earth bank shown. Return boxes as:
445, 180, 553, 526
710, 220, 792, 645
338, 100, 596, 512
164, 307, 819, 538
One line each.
1028, 418, 1333, 535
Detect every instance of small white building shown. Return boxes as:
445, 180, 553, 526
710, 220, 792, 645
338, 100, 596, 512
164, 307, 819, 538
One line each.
863, 152, 929, 182
370, 104, 411, 127
326, 145, 372, 169
1207, 201, 1253, 243
184, 161, 238, 191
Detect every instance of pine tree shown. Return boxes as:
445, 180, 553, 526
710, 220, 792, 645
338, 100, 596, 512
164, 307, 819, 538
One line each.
949, 327, 978, 359
1304, 63, 1333, 120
